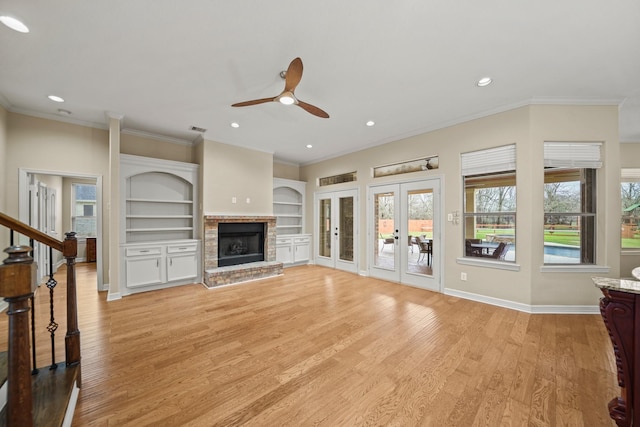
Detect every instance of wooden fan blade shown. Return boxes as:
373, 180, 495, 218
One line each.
231, 97, 275, 107
284, 57, 303, 92
297, 100, 330, 118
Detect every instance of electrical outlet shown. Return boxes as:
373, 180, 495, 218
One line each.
461, 272, 467, 281
246, 197, 251, 204
231, 197, 237, 203
447, 213, 453, 221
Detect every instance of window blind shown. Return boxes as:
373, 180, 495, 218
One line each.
544, 142, 602, 168
461, 144, 516, 176
622, 168, 640, 182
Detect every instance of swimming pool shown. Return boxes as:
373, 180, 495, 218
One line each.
544, 244, 579, 259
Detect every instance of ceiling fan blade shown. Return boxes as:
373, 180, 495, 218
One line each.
231, 97, 275, 107
297, 100, 330, 118
284, 57, 303, 92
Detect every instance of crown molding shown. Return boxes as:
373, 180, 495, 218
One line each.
120, 128, 195, 146
8, 106, 109, 130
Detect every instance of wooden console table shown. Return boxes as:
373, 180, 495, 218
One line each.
594, 275, 640, 426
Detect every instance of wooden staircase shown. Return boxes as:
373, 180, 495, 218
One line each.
0, 212, 81, 427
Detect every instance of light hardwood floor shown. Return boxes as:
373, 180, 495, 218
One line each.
2, 263, 619, 426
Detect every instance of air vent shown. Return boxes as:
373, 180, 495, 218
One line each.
189, 125, 207, 133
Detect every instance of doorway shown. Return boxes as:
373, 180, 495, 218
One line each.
19, 169, 104, 291
369, 179, 441, 291
314, 189, 358, 273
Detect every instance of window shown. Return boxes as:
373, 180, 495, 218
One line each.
543, 142, 601, 265
462, 145, 516, 261
621, 168, 640, 249
72, 183, 97, 237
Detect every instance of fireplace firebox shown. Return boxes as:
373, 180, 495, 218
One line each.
218, 222, 265, 267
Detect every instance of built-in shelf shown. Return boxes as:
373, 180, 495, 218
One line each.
120, 154, 201, 295
273, 178, 306, 237
273, 178, 311, 266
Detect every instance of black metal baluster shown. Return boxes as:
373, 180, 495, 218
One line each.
30, 295, 38, 375
10, 229, 14, 246
46, 246, 58, 370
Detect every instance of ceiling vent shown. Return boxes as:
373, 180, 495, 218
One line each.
189, 125, 207, 133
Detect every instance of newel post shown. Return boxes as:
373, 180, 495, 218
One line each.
0, 245, 37, 427
62, 232, 81, 385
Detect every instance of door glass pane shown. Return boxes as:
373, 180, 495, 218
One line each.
339, 196, 354, 262
374, 192, 395, 269
407, 189, 433, 275
319, 199, 331, 257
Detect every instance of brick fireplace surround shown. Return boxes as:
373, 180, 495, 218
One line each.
203, 215, 283, 287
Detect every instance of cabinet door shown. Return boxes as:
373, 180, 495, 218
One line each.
276, 244, 293, 264
167, 252, 197, 282
126, 256, 163, 288
294, 243, 310, 262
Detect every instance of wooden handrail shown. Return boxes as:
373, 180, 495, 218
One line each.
0, 212, 81, 425
0, 211, 63, 252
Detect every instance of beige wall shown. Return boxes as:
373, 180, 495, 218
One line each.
273, 161, 300, 180
6, 113, 110, 282
201, 139, 273, 215
301, 105, 621, 307
528, 105, 620, 305
0, 106, 7, 245
621, 142, 640, 277
121, 132, 195, 164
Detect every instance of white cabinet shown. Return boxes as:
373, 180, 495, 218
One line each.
276, 236, 294, 264
294, 236, 311, 263
273, 178, 310, 266
120, 155, 201, 295
124, 246, 163, 288
167, 243, 199, 282
276, 234, 311, 265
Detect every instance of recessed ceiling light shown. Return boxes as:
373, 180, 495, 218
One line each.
57, 109, 72, 116
230, 122, 240, 128
306, 144, 313, 148
366, 120, 375, 127
0, 16, 29, 33
476, 77, 493, 87
47, 95, 65, 103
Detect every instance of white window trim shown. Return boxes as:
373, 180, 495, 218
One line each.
540, 264, 610, 273
457, 257, 521, 271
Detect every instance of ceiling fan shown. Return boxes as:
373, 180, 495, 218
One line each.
231, 57, 329, 118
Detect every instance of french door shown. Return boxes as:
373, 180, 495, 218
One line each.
369, 179, 441, 291
314, 189, 358, 273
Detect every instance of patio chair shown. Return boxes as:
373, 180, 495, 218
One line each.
479, 242, 507, 260
417, 239, 432, 265
408, 236, 418, 253
380, 233, 395, 252
465, 238, 482, 256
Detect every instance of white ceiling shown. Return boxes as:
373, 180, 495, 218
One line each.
1, 1, 639, 165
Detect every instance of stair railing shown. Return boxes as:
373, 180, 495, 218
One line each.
0, 212, 80, 427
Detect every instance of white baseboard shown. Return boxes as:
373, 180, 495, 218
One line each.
106, 291, 121, 301
62, 381, 80, 427
444, 288, 600, 314
0, 376, 6, 412
0, 301, 7, 313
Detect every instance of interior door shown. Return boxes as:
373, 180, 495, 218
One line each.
314, 189, 358, 273
369, 179, 441, 291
